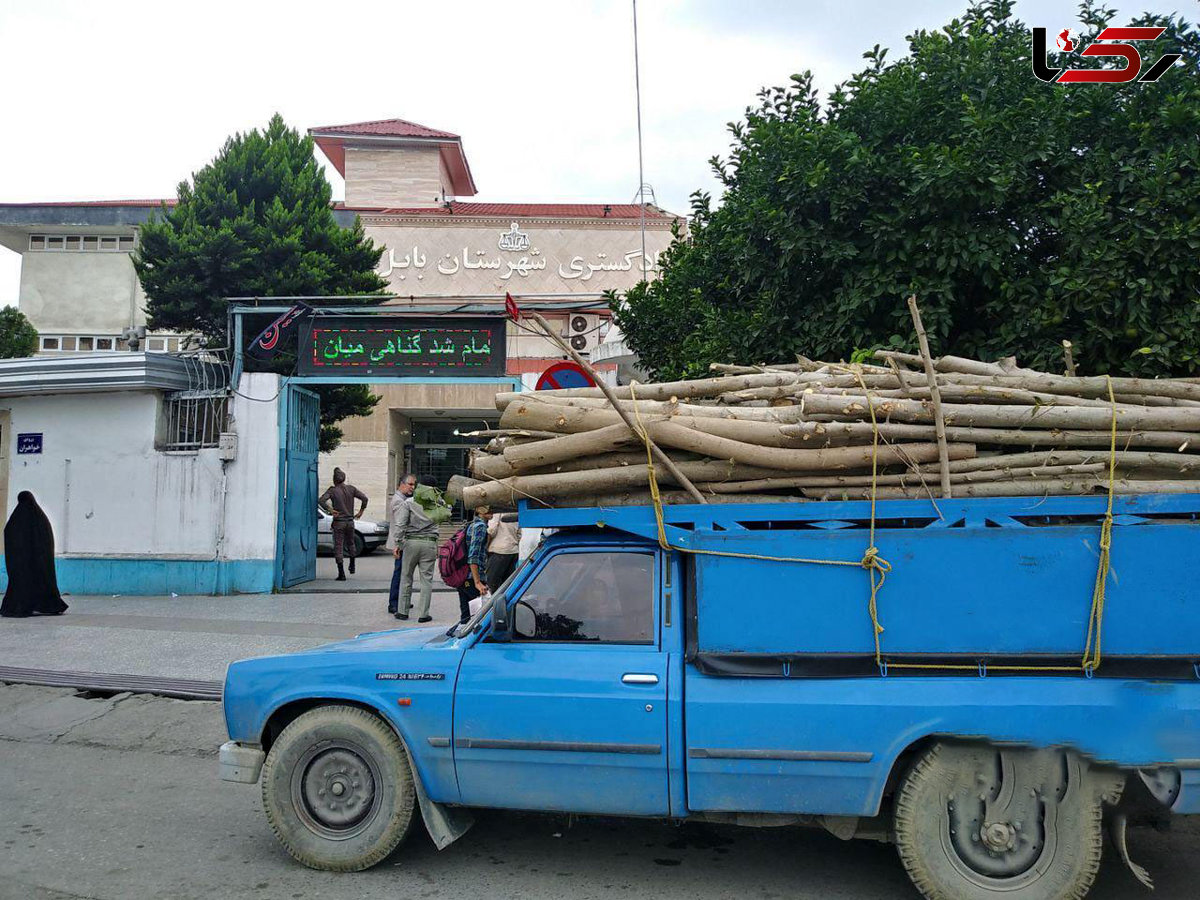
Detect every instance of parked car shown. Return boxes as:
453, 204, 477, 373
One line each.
315, 507, 389, 556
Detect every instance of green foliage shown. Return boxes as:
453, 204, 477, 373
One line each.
413, 484, 452, 525
0, 307, 39, 359
134, 113, 388, 450
614, 1, 1200, 380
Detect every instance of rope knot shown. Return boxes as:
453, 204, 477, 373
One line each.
861, 546, 891, 574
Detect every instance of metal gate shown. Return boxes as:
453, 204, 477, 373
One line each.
279, 385, 320, 588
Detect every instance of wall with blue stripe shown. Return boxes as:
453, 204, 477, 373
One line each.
0, 556, 274, 596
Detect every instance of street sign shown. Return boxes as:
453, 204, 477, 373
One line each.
536, 361, 596, 390
298, 316, 506, 377
17, 433, 42, 455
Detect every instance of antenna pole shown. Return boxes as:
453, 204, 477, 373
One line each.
632, 0, 648, 279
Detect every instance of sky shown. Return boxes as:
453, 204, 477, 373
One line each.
0, 0, 1189, 305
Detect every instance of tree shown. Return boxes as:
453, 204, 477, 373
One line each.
0, 307, 39, 359
615, 1, 1200, 380
134, 113, 387, 451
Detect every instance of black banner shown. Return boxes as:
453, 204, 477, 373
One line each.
299, 316, 507, 377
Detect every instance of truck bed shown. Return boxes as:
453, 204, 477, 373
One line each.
522, 493, 1200, 678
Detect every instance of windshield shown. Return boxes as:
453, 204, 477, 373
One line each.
450, 551, 534, 639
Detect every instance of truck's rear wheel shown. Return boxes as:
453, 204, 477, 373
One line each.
261, 705, 416, 871
894, 742, 1122, 900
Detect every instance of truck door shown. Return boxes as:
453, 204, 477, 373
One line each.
453, 548, 668, 815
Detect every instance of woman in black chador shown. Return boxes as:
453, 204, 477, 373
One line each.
0, 491, 67, 617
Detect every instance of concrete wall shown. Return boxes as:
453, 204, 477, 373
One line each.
19, 250, 145, 334
344, 146, 449, 208
0, 372, 281, 594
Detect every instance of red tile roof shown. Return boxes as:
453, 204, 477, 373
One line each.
309, 118, 459, 140
337, 201, 678, 220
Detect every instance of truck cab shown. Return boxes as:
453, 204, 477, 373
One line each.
221, 495, 1200, 900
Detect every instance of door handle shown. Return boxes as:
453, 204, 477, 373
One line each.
622, 673, 659, 685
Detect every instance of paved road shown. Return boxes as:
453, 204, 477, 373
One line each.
0, 683, 1194, 900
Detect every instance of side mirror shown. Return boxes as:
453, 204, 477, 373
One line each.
491, 595, 510, 638
513, 601, 536, 638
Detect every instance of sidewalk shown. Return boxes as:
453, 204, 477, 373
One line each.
0, 554, 463, 683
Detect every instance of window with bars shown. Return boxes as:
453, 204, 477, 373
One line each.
161, 394, 229, 451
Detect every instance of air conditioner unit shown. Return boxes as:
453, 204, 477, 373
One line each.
562, 313, 600, 353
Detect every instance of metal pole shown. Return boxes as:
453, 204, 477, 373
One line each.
632, 0, 648, 277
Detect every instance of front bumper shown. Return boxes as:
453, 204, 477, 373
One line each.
219, 741, 266, 784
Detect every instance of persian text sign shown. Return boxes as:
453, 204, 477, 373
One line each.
300, 316, 506, 377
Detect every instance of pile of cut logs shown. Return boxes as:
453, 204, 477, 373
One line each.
452, 303, 1200, 509
455, 351, 1200, 509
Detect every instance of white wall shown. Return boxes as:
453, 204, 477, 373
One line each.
19, 250, 144, 334
0, 372, 280, 564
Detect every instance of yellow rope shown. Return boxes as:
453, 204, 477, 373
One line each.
1081, 375, 1118, 673
625, 371, 1118, 678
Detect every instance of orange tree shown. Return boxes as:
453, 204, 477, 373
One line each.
614, 1, 1200, 379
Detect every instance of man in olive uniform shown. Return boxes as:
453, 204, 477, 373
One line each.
319, 467, 368, 581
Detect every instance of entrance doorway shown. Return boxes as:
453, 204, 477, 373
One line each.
407, 418, 496, 522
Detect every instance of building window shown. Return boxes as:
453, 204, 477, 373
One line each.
28, 233, 135, 252
162, 394, 228, 451
38, 334, 123, 353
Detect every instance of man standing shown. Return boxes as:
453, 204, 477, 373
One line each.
318, 467, 367, 582
486, 513, 520, 591
387, 472, 438, 622
457, 505, 492, 624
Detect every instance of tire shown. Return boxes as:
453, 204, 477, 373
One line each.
261, 705, 416, 871
894, 742, 1123, 900
353, 533, 366, 558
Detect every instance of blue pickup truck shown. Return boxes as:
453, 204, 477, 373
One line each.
220, 494, 1200, 900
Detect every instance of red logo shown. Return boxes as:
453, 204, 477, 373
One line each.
1033, 26, 1181, 83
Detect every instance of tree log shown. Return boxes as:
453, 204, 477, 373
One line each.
644, 420, 974, 471
803, 478, 1200, 501
462, 457, 855, 507
906, 296, 952, 498
936, 372, 1200, 404
697, 463, 1107, 493
545, 490, 801, 508
500, 401, 814, 442
502, 423, 637, 471
801, 393, 1200, 432
777, 421, 1200, 450
495, 371, 806, 407
501, 395, 807, 424
913, 449, 1200, 475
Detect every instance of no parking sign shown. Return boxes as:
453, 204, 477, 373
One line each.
535, 362, 596, 391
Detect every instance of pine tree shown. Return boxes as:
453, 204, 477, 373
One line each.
134, 114, 386, 450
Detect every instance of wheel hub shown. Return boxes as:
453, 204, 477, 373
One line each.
980, 821, 1017, 852
943, 750, 1060, 883
293, 743, 379, 836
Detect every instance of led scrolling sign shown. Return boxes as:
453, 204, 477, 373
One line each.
300, 316, 506, 377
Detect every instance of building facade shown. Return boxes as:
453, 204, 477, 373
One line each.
0, 117, 678, 510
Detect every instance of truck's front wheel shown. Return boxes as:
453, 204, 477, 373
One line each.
261, 705, 416, 871
894, 742, 1123, 900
